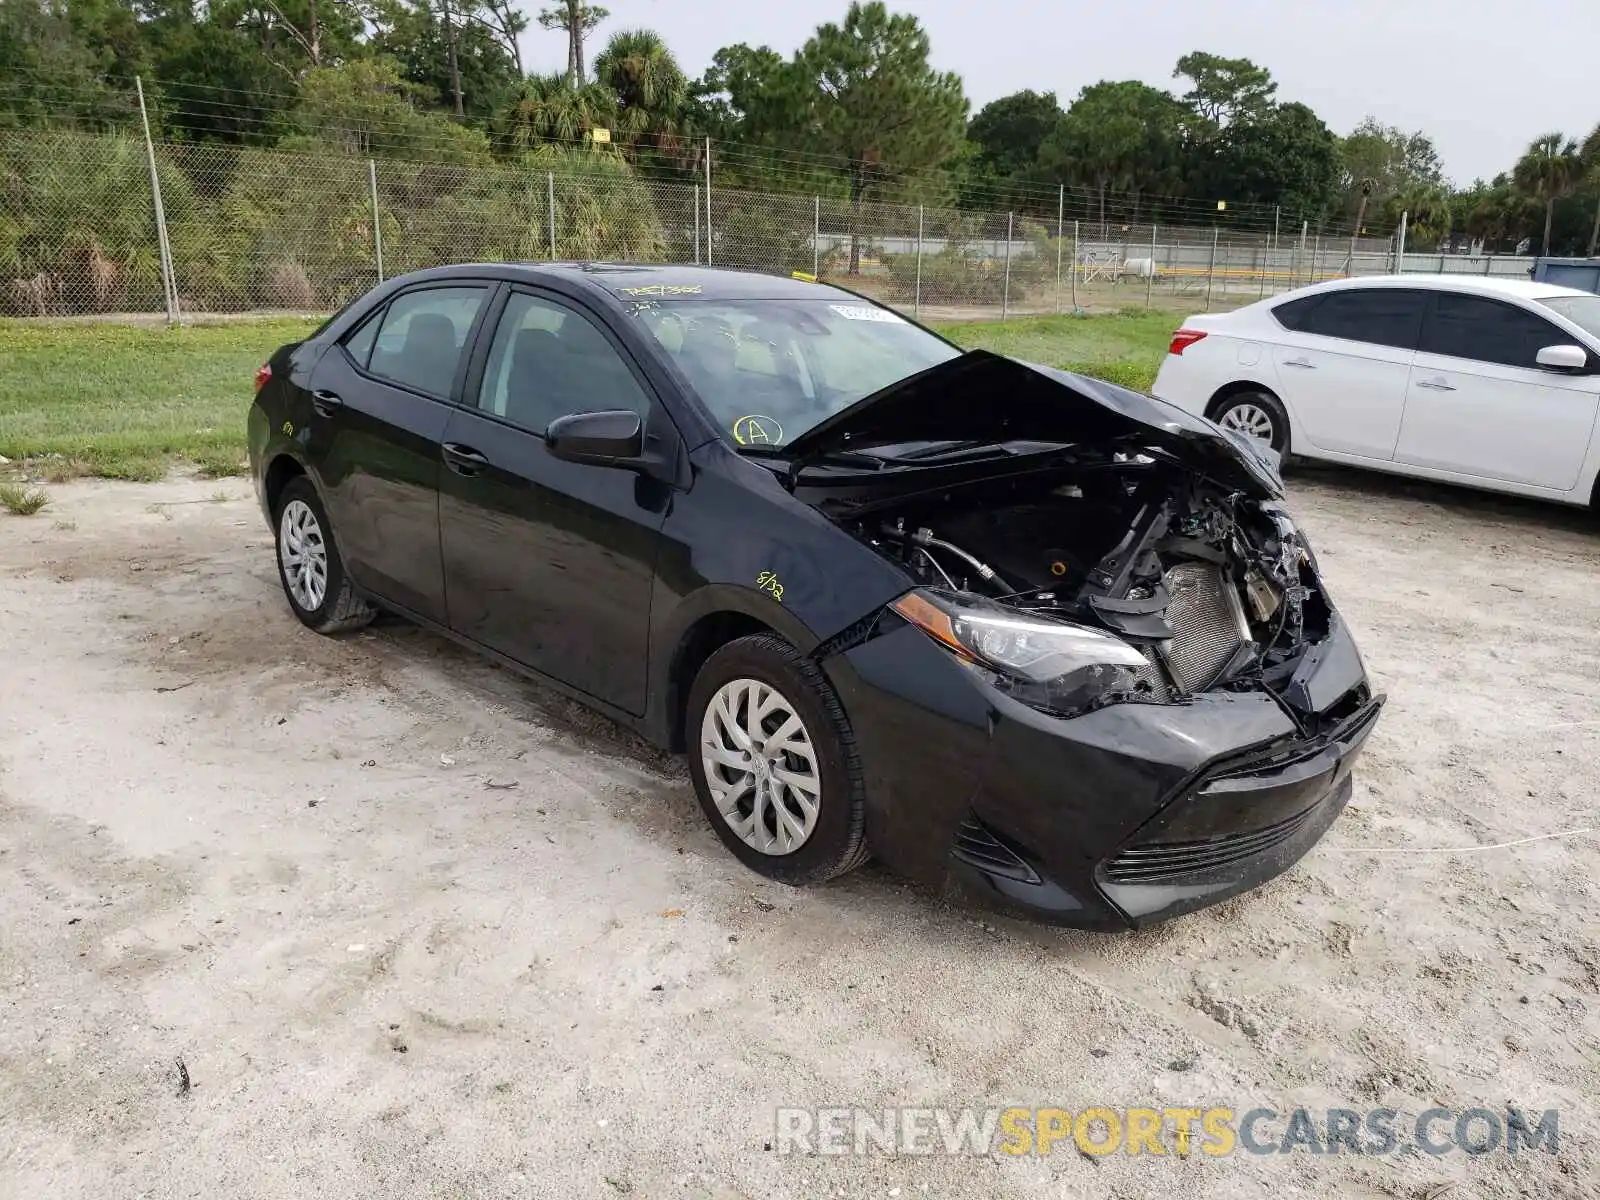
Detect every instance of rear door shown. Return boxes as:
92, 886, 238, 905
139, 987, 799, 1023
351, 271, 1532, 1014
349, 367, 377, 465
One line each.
304, 283, 494, 622
1396, 291, 1600, 489
437, 286, 671, 715
1268, 288, 1427, 459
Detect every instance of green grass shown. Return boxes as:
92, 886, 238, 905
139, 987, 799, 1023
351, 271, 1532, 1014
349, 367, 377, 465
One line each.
0, 310, 1172, 480
0, 318, 318, 480
938, 309, 1174, 392
0, 482, 51, 515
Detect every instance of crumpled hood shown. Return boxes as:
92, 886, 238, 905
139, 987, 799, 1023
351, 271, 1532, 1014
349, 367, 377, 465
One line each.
785, 350, 1284, 497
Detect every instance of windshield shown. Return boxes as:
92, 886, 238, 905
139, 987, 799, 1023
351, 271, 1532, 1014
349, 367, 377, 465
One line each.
630, 298, 961, 448
1539, 294, 1600, 341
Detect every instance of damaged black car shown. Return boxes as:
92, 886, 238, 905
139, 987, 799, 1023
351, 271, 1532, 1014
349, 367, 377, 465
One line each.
248, 264, 1383, 929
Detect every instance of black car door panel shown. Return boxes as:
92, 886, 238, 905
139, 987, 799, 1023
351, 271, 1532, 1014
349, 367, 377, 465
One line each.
438, 286, 671, 715
304, 283, 493, 622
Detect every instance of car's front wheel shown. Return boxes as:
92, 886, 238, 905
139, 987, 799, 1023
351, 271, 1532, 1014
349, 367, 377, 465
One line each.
274, 477, 375, 634
1212, 389, 1290, 456
686, 633, 869, 886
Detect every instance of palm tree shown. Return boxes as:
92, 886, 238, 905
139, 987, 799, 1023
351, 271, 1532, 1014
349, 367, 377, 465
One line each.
497, 72, 617, 150
1582, 123, 1600, 257
1512, 132, 1581, 256
593, 29, 689, 161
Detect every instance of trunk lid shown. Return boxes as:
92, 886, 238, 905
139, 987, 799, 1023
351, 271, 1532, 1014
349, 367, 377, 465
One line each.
784, 350, 1283, 496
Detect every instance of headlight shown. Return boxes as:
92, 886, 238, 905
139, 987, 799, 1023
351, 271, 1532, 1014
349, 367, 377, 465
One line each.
890, 589, 1162, 717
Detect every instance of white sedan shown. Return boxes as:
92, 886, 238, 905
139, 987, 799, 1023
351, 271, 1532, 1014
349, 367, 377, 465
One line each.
1150, 275, 1600, 507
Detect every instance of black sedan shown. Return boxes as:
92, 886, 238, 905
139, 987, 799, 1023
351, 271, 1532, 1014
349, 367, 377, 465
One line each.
248, 263, 1383, 929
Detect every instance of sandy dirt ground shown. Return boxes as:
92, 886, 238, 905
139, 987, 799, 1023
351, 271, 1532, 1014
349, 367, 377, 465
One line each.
1, 467, 1597, 1200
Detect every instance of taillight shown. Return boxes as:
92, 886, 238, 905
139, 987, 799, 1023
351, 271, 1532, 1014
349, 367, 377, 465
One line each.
253, 363, 272, 393
1168, 329, 1207, 356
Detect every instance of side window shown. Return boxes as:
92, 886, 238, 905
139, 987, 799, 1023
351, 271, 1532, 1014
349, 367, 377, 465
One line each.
1296, 289, 1427, 350
1419, 293, 1568, 369
366, 286, 488, 398
341, 309, 380, 368
1271, 294, 1323, 331
477, 291, 650, 433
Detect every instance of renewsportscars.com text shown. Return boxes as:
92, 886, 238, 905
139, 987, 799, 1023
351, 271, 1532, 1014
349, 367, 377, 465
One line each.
774, 1106, 1559, 1158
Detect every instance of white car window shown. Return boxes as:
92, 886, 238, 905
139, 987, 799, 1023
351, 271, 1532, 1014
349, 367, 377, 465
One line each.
1419, 294, 1568, 370
1287, 290, 1427, 350
1538, 295, 1600, 342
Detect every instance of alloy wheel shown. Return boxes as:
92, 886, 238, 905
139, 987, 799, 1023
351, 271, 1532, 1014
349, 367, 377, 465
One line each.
1218, 402, 1275, 443
700, 678, 821, 855
278, 498, 329, 612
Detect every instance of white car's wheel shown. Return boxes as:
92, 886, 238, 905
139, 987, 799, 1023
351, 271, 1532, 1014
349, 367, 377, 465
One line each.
1212, 390, 1290, 456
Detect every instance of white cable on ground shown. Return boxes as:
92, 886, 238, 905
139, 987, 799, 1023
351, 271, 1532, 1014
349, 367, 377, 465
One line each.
1325, 827, 1597, 855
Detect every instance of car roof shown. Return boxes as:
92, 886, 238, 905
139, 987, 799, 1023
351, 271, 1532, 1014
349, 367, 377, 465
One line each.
1267, 273, 1593, 305
381, 261, 859, 304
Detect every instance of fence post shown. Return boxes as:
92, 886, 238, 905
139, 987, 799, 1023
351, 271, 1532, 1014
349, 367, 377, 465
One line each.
1298, 221, 1308, 287
914, 204, 924, 319
1055, 185, 1064, 314
1144, 223, 1156, 309
1002, 211, 1013, 318
1070, 219, 1079, 310
368, 160, 384, 283
1483, 253, 1493, 276
704, 137, 713, 266
1204, 228, 1218, 311
693, 183, 700, 264
136, 76, 178, 325
547, 172, 556, 259
1313, 235, 1323, 283
1396, 211, 1408, 273
1257, 239, 1268, 299
813, 196, 820, 278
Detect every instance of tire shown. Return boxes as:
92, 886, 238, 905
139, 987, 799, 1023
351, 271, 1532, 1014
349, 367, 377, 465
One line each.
273, 476, 375, 635
1211, 389, 1291, 457
686, 633, 869, 886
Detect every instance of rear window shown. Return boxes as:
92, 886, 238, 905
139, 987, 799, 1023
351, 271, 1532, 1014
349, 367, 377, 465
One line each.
1539, 294, 1600, 341
1293, 289, 1428, 350
1271, 294, 1323, 331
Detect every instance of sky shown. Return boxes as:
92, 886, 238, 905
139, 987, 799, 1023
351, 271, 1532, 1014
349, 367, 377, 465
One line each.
517, 0, 1600, 186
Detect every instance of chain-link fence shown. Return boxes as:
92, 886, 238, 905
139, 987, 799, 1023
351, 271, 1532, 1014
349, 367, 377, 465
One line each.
0, 127, 1537, 324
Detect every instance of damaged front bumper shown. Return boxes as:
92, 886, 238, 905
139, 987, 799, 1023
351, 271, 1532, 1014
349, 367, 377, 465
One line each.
822, 612, 1382, 930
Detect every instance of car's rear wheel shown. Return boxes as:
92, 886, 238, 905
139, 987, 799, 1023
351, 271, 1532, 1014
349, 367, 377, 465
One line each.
686, 633, 868, 885
1212, 390, 1290, 456
274, 477, 374, 635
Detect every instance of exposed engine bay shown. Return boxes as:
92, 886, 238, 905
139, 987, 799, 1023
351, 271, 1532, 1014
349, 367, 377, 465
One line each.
833, 457, 1335, 712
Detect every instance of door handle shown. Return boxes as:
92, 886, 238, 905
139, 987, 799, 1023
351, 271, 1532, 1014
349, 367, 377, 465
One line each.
1282, 357, 1315, 369
1415, 378, 1456, 392
311, 389, 343, 417
441, 442, 489, 476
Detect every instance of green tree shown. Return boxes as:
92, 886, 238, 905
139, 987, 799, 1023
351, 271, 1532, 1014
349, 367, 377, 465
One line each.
773, 2, 967, 271
1582, 123, 1600, 256
495, 70, 616, 148
967, 89, 1060, 180
1039, 81, 1185, 226
1513, 132, 1582, 255
537, 0, 608, 87
0, 0, 131, 128
1199, 101, 1341, 223
291, 58, 489, 162
368, 0, 520, 123
1339, 117, 1443, 229
593, 28, 688, 161
1172, 51, 1275, 134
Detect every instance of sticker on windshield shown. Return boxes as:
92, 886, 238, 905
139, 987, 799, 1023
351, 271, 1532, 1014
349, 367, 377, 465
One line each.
829, 304, 905, 324
732, 415, 784, 446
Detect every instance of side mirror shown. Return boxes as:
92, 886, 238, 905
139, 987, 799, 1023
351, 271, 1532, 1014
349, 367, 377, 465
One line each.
1535, 344, 1589, 372
546, 409, 645, 466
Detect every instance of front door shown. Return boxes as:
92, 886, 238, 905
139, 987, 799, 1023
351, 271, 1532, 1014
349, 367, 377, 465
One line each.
306, 283, 492, 622
1396, 291, 1600, 490
438, 287, 672, 715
